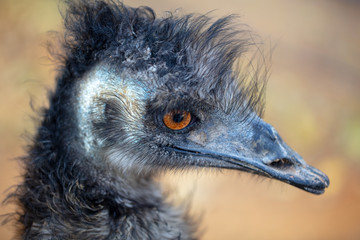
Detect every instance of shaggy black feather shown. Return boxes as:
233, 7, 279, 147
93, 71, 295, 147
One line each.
5, 0, 270, 239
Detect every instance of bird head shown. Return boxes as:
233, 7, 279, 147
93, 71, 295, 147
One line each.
64, 1, 329, 194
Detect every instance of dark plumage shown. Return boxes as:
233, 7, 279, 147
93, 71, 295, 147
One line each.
7, 0, 329, 239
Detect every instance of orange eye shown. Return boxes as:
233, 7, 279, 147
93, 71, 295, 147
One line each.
163, 110, 192, 130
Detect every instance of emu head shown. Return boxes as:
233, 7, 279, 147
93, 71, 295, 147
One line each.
66, 2, 329, 194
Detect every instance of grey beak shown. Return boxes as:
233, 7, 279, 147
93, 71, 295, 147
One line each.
170, 117, 329, 194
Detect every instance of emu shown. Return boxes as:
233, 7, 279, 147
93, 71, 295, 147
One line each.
9, 1, 329, 239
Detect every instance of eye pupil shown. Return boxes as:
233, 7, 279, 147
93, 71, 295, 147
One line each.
163, 110, 192, 131
173, 114, 184, 123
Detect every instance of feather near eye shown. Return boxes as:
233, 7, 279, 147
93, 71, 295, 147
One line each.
163, 110, 192, 130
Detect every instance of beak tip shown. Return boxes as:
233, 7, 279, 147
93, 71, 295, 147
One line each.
303, 169, 330, 194
324, 175, 330, 188
309, 165, 330, 188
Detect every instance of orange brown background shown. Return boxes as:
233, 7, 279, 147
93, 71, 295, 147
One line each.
1, 0, 360, 239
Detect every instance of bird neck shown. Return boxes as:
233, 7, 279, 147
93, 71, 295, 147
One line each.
91, 163, 163, 211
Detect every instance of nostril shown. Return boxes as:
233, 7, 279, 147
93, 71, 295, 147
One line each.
268, 158, 294, 170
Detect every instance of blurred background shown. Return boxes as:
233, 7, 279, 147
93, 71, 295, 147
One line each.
1, 0, 359, 239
